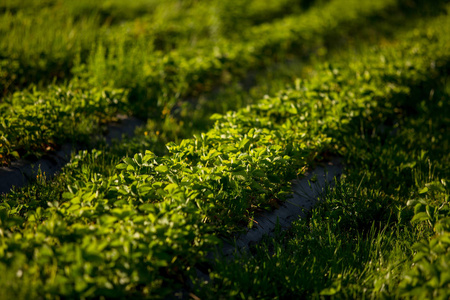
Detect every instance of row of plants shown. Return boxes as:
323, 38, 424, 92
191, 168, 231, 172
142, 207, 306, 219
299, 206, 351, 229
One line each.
2, 0, 437, 166
0, 85, 127, 165
0, 0, 202, 95
0, 0, 320, 97
80, 0, 403, 114
198, 42, 450, 297
94, 8, 450, 232
201, 161, 449, 298
1, 9, 449, 298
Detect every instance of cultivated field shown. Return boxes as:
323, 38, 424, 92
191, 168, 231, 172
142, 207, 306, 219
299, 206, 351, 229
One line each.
0, 0, 449, 298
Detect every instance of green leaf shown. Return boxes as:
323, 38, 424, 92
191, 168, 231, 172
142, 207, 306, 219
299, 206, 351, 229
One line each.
164, 183, 179, 192
100, 214, 118, 225
155, 165, 169, 173
143, 150, 156, 161
62, 192, 74, 199
134, 153, 143, 165
411, 212, 430, 223
210, 113, 223, 120
116, 163, 127, 170
139, 203, 154, 212
418, 187, 429, 194
407, 199, 427, 207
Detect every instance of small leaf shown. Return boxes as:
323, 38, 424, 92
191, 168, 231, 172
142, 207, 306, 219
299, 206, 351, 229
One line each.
139, 203, 154, 212
210, 114, 223, 120
418, 187, 429, 194
116, 163, 127, 170
155, 165, 169, 173
411, 212, 430, 223
123, 157, 134, 166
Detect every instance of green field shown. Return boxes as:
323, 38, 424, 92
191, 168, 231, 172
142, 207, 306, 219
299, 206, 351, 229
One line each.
0, 0, 449, 298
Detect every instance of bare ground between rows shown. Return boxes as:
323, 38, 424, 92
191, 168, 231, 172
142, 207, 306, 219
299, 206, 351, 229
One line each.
221, 157, 344, 258
170, 157, 344, 299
